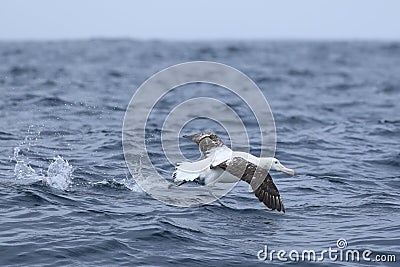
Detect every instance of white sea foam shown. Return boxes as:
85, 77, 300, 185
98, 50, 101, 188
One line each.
89, 176, 142, 192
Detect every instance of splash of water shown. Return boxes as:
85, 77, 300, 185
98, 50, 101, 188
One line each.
13, 148, 35, 178
13, 147, 74, 190
44, 156, 74, 190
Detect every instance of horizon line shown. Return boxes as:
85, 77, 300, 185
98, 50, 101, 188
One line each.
1, 36, 400, 43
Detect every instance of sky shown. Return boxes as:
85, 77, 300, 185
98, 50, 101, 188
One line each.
1, 0, 399, 41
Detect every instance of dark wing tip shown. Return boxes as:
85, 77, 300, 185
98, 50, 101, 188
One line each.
257, 193, 285, 213
253, 174, 285, 213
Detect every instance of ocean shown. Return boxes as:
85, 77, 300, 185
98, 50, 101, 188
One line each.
0, 40, 399, 266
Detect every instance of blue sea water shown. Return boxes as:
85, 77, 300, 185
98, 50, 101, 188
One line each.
0, 40, 399, 266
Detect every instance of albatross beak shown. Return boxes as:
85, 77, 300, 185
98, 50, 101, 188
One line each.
279, 164, 295, 176
183, 134, 195, 139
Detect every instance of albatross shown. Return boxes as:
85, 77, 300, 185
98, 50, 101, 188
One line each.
172, 132, 294, 212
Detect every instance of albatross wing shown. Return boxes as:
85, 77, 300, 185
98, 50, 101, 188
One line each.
173, 158, 211, 183
184, 132, 226, 157
218, 157, 285, 212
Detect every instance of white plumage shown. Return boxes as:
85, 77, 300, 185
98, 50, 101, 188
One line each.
172, 132, 294, 212
173, 146, 238, 185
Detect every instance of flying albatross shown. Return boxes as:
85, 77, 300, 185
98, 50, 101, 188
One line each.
173, 132, 294, 212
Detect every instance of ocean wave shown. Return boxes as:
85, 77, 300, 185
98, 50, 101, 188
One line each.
89, 178, 142, 192
8, 65, 38, 76
0, 131, 17, 141
1, 40, 400, 266
34, 96, 74, 107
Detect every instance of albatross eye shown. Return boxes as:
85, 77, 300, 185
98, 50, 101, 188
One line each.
274, 161, 278, 164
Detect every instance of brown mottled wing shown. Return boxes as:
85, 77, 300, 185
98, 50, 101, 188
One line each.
198, 137, 224, 156
198, 137, 216, 156
218, 157, 285, 212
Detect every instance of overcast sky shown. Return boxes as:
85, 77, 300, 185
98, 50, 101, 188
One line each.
1, 0, 399, 40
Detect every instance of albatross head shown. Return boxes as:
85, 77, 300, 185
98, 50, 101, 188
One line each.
260, 157, 295, 176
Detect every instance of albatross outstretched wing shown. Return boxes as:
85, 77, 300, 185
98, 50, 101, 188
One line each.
218, 157, 285, 212
183, 132, 226, 157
